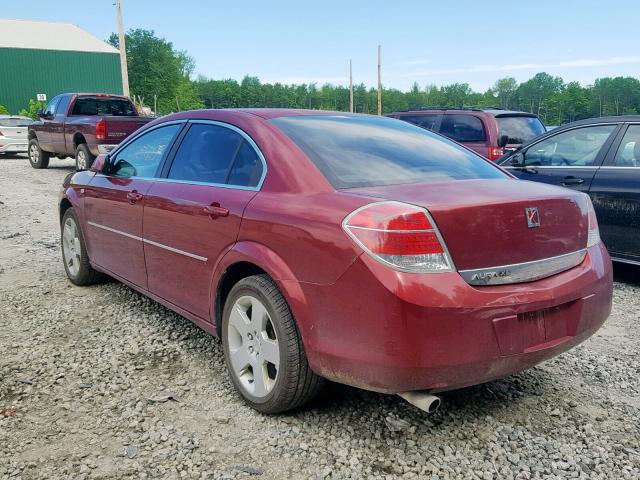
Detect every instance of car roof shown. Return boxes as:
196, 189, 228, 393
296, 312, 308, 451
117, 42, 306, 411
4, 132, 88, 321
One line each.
554, 115, 640, 128
234, 108, 363, 120
156, 108, 370, 124
387, 107, 538, 118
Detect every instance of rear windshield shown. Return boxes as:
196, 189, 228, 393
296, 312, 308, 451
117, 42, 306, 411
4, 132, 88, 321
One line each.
270, 115, 507, 189
0, 117, 32, 127
496, 115, 546, 144
71, 97, 137, 117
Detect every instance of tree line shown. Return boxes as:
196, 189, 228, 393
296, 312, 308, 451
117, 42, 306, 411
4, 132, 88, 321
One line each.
111, 29, 640, 126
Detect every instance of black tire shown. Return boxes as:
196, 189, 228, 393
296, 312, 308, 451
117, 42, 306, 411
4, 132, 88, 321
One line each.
28, 139, 50, 169
75, 143, 95, 171
61, 207, 102, 286
222, 274, 323, 413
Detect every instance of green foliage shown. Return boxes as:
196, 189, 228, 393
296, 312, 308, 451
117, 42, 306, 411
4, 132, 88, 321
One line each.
0, 104, 9, 115
17, 99, 46, 119
108, 29, 198, 114
108, 29, 640, 125
191, 73, 640, 125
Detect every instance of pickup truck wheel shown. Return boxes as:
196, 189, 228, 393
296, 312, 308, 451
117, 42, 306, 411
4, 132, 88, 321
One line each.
61, 207, 103, 286
75, 144, 95, 171
28, 139, 50, 169
222, 274, 323, 413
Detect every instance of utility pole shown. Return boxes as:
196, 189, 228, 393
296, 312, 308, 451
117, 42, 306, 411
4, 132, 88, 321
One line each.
349, 59, 354, 113
377, 45, 382, 115
115, 0, 130, 97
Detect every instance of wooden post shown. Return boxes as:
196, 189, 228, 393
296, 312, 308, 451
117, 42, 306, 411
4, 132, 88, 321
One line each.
349, 59, 354, 113
377, 45, 382, 116
115, 0, 130, 97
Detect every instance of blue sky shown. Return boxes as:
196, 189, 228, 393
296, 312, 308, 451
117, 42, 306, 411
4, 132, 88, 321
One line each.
5, 0, 640, 91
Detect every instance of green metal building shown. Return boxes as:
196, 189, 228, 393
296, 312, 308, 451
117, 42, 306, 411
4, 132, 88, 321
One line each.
0, 19, 123, 114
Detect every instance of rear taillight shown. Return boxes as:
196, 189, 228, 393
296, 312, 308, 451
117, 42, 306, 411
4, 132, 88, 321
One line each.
586, 196, 600, 247
488, 146, 503, 161
342, 201, 454, 272
96, 119, 107, 140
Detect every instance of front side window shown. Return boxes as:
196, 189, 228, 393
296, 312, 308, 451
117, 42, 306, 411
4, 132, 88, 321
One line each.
270, 115, 507, 189
109, 124, 181, 178
168, 123, 263, 187
55, 95, 70, 117
43, 96, 60, 117
439, 114, 486, 142
524, 125, 616, 167
398, 114, 441, 131
612, 125, 640, 167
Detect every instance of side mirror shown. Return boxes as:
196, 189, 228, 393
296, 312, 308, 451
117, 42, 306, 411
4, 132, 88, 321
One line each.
497, 135, 509, 148
90, 154, 107, 173
510, 152, 524, 166
36, 109, 45, 118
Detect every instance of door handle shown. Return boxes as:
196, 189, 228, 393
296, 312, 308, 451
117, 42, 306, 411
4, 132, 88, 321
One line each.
561, 176, 584, 186
126, 190, 144, 203
203, 204, 229, 218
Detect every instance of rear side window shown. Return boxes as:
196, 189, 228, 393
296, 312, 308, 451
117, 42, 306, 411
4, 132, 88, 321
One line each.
110, 124, 181, 178
168, 123, 263, 187
71, 97, 137, 116
497, 116, 546, 144
440, 115, 486, 142
270, 115, 507, 189
612, 125, 640, 167
398, 114, 441, 131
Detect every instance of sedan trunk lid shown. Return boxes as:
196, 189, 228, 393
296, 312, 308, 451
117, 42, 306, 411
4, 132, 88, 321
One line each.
345, 178, 589, 272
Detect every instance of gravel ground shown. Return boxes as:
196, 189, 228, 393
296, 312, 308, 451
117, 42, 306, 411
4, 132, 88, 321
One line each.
1, 153, 639, 480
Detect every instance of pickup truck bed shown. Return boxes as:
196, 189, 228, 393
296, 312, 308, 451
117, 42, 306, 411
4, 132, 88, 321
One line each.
28, 93, 152, 170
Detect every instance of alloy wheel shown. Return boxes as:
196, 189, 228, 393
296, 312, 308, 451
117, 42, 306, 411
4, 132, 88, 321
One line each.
76, 150, 86, 170
29, 144, 39, 164
226, 295, 280, 398
62, 217, 82, 277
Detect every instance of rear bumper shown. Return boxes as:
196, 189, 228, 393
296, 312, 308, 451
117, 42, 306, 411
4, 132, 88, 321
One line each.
0, 140, 29, 152
288, 242, 612, 393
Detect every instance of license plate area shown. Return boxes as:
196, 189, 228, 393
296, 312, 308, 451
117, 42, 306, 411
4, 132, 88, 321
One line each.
492, 299, 581, 356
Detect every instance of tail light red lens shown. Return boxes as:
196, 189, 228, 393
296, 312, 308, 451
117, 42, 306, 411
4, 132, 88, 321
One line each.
586, 196, 600, 247
342, 201, 454, 272
96, 119, 107, 140
488, 146, 503, 160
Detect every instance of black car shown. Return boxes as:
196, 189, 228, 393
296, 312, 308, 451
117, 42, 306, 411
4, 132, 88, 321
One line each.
499, 116, 640, 266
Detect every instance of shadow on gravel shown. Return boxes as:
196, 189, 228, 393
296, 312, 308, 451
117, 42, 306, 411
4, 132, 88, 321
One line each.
613, 262, 640, 286
304, 367, 550, 426
0, 153, 27, 160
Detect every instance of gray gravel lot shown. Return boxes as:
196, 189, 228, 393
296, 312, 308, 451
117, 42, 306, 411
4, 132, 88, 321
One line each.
0, 154, 639, 479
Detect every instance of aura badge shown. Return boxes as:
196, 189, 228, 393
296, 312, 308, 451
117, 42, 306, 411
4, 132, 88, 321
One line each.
525, 207, 540, 228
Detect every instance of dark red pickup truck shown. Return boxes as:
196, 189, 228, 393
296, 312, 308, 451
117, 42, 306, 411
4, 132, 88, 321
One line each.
28, 93, 152, 170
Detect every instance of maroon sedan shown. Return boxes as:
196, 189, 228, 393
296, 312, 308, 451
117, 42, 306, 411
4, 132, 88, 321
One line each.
59, 109, 612, 413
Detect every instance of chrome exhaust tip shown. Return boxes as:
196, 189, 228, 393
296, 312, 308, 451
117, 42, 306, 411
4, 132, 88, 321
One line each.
398, 391, 441, 413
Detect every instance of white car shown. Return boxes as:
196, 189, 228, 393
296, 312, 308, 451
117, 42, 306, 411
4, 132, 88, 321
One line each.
0, 115, 32, 154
